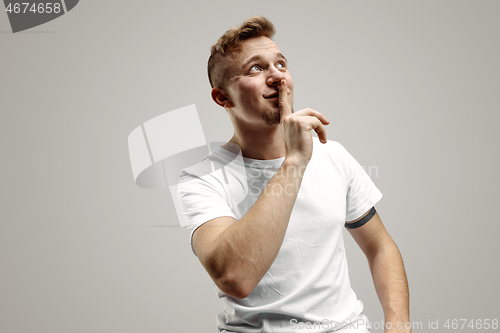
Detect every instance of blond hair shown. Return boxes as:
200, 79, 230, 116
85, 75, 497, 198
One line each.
207, 16, 275, 88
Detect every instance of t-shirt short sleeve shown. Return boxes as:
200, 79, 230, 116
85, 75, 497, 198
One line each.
337, 143, 383, 222
177, 169, 236, 256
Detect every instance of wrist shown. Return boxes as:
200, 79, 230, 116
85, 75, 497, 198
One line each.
383, 317, 412, 333
279, 157, 308, 181
282, 155, 308, 169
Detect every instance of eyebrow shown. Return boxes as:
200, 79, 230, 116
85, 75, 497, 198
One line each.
241, 52, 288, 70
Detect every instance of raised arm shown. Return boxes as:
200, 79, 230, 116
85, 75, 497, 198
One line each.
193, 79, 329, 299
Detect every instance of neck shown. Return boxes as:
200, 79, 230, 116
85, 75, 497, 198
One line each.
223, 124, 285, 160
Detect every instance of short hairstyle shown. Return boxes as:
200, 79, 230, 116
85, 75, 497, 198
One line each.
207, 16, 275, 89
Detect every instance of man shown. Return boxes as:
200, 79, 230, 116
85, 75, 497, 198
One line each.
177, 16, 411, 333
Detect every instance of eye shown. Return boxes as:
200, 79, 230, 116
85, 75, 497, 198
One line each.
276, 61, 286, 69
248, 64, 261, 73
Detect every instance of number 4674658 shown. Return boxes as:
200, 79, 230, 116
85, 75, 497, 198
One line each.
444, 319, 498, 330
5, 3, 62, 14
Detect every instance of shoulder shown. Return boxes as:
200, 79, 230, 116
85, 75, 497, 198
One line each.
312, 137, 346, 154
177, 152, 224, 196
311, 137, 353, 179
178, 154, 214, 180
178, 145, 242, 180
312, 137, 351, 163
177, 147, 241, 199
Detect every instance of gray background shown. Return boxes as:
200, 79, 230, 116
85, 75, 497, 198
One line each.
1, 0, 499, 332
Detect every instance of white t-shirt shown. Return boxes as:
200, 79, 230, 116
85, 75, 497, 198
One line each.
177, 138, 383, 333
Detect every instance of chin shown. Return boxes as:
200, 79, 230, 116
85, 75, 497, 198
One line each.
263, 108, 281, 126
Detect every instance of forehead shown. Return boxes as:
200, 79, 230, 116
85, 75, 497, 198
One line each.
235, 36, 280, 58
227, 36, 282, 70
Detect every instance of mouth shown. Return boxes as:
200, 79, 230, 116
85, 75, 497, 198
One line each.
264, 92, 279, 99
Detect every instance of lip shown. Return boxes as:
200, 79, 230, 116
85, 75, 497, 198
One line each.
264, 92, 279, 99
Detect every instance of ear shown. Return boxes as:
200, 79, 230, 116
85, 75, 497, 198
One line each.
211, 87, 234, 108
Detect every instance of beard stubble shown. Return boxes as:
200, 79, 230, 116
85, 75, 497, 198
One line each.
263, 108, 281, 126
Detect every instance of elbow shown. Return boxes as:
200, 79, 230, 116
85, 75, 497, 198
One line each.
204, 248, 255, 299
216, 272, 254, 299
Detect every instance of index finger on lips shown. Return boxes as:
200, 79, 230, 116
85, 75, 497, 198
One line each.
279, 79, 292, 121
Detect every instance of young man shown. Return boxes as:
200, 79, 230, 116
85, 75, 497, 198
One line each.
178, 16, 411, 333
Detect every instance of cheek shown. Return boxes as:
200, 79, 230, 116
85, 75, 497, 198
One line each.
239, 83, 261, 101
244, 80, 261, 91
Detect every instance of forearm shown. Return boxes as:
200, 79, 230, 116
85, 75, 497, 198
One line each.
210, 157, 306, 296
367, 243, 411, 332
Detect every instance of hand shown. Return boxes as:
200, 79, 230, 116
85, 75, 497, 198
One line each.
279, 79, 330, 165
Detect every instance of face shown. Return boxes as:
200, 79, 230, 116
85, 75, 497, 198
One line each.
222, 36, 294, 126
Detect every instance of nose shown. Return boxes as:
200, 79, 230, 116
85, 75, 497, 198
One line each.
266, 65, 286, 87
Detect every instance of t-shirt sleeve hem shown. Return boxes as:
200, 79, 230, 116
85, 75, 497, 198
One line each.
345, 191, 383, 222
188, 213, 237, 257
